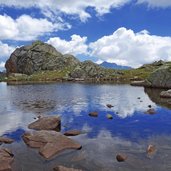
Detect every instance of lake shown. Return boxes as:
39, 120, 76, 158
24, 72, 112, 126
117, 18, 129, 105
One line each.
0, 82, 171, 171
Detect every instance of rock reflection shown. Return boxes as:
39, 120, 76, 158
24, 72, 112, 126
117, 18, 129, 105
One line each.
144, 88, 171, 109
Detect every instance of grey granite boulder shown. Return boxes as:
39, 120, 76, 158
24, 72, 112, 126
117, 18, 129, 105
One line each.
5, 41, 80, 75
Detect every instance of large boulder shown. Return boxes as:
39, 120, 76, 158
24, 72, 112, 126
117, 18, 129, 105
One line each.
146, 65, 171, 88
22, 130, 82, 159
5, 41, 80, 75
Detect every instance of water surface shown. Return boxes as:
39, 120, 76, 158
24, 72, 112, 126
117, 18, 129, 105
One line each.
0, 82, 171, 171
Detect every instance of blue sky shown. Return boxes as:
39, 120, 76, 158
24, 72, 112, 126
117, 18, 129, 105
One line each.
0, 0, 171, 70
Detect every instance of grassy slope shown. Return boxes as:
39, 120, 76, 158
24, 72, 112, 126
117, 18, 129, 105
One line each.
7, 62, 171, 83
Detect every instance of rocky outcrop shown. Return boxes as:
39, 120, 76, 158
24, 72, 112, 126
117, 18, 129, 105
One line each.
28, 116, 61, 131
146, 65, 171, 88
5, 41, 80, 75
69, 60, 108, 79
0, 148, 14, 171
22, 130, 82, 159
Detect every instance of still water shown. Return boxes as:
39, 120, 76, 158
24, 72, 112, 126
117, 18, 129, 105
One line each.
0, 82, 171, 171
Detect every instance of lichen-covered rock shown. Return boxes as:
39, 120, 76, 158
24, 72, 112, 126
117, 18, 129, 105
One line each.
69, 60, 111, 79
5, 41, 80, 75
22, 130, 82, 159
146, 65, 171, 88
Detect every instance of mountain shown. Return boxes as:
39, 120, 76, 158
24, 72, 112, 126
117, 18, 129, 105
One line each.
100, 61, 132, 70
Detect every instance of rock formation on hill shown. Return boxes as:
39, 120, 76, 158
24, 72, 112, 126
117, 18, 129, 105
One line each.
5, 41, 80, 75
5, 41, 118, 79
146, 65, 171, 88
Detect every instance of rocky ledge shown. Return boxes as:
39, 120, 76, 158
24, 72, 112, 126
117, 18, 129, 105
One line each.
22, 130, 82, 159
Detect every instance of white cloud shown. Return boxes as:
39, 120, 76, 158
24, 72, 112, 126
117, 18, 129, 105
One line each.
0, 0, 130, 22
0, 41, 15, 58
0, 62, 5, 69
47, 35, 88, 55
89, 27, 171, 67
0, 14, 71, 41
137, 0, 171, 8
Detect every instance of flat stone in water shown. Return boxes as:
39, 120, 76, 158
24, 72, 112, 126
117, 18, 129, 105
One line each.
64, 130, 81, 136
0, 148, 14, 171
28, 116, 61, 131
89, 112, 98, 117
54, 165, 83, 171
0, 137, 14, 144
22, 130, 82, 159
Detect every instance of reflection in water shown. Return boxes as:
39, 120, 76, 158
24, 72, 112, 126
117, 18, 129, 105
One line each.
145, 87, 171, 109
0, 82, 171, 170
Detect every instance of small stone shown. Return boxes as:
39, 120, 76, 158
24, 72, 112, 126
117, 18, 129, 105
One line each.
145, 109, 156, 115
106, 104, 114, 108
116, 154, 127, 162
89, 112, 98, 117
106, 114, 113, 120
54, 165, 82, 171
64, 130, 81, 136
147, 145, 156, 155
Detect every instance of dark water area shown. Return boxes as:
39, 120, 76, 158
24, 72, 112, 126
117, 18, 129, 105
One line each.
1, 82, 171, 171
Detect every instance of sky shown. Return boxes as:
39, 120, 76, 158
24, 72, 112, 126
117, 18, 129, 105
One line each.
0, 0, 171, 71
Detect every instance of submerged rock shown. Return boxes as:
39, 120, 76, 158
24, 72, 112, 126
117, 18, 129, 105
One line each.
145, 109, 156, 115
54, 165, 82, 171
28, 116, 61, 131
106, 114, 113, 120
0, 148, 14, 171
64, 130, 81, 136
106, 104, 114, 108
0, 137, 14, 144
147, 145, 156, 158
116, 154, 127, 162
22, 130, 82, 159
160, 90, 171, 98
89, 112, 98, 117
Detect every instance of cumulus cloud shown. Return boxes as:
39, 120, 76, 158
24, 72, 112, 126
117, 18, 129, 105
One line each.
0, 14, 71, 41
0, 0, 130, 22
0, 41, 15, 58
137, 0, 171, 8
47, 35, 88, 55
89, 27, 171, 67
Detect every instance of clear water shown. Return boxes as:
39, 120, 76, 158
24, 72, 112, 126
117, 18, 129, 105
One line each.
0, 82, 171, 171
